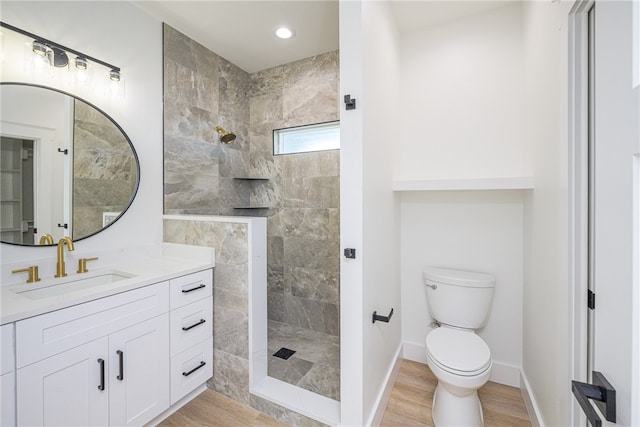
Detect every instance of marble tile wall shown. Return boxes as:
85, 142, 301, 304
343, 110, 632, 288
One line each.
163, 218, 250, 403
163, 26, 340, 335
73, 99, 137, 239
162, 25, 338, 423
163, 217, 326, 426
163, 24, 252, 216
249, 52, 341, 337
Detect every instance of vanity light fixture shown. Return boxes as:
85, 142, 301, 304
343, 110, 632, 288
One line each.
1, 21, 122, 89
31, 40, 48, 58
109, 69, 121, 82
274, 26, 295, 39
74, 56, 88, 71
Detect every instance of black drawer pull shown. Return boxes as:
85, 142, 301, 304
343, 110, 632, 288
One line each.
182, 318, 206, 331
181, 284, 206, 294
182, 361, 206, 377
116, 350, 124, 381
97, 358, 105, 391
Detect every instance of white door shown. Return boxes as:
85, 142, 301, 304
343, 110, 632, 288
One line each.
16, 337, 109, 426
573, 1, 640, 426
109, 314, 170, 427
592, 1, 640, 425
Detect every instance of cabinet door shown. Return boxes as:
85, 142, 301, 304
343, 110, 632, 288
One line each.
1, 372, 15, 426
17, 337, 109, 426
109, 314, 169, 426
1, 324, 15, 426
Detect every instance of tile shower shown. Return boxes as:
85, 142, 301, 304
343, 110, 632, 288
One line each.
162, 23, 340, 406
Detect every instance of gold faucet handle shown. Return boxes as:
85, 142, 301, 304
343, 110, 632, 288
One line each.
12, 266, 41, 283
77, 257, 99, 274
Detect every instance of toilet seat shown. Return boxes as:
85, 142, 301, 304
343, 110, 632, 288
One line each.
426, 327, 491, 377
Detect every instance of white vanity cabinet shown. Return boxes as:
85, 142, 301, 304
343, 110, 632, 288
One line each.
17, 337, 110, 425
1, 323, 16, 426
15, 282, 170, 426
168, 269, 213, 404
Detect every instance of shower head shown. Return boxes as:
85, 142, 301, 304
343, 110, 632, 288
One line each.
215, 126, 236, 144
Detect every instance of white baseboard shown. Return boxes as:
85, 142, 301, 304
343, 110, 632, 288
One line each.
365, 343, 403, 427
520, 371, 544, 427
402, 340, 428, 364
402, 340, 521, 388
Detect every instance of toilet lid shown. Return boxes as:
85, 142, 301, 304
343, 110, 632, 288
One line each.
426, 328, 491, 376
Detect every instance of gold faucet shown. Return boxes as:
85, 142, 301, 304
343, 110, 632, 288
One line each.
12, 266, 41, 283
77, 257, 99, 274
55, 236, 75, 278
39, 234, 54, 245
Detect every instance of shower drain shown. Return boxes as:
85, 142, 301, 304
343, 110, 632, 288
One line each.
273, 347, 296, 360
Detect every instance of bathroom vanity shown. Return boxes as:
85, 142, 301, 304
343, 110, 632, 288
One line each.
0, 244, 214, 426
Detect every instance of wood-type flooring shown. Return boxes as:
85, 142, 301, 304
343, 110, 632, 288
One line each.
159, 359, 532, 427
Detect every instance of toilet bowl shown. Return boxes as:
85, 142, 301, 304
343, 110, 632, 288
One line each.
426, 327, 492, 427
423, 266, 495, 426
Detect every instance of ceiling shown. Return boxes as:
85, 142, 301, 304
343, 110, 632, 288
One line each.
133, 1, 339, 74
134, 0, 514, 74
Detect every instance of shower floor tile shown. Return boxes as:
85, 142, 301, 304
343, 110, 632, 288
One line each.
267, 320, 340, 401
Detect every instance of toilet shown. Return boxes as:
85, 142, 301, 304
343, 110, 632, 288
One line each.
423, 266, 495, 427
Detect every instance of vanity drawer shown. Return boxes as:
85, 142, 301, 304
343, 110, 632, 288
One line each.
16, 282, 169, 368
170, 296, 213, 357
1, 324, 14, 375
169, 269, 213, 309
170, 337, 213, 405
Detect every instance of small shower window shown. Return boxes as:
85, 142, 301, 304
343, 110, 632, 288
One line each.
273, 121, 340, 155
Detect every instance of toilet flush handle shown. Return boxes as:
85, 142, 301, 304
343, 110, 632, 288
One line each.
425, 283, 438, 290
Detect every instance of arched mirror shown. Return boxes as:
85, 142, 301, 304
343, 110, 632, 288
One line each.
0, 83, 139, 246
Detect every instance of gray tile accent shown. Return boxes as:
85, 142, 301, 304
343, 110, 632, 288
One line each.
249, 394, 330, 427
162, 24, 341, 415
267, 320, 340, 401
210, 349, 250, 405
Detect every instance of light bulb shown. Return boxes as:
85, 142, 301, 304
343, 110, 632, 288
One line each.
275, 26, 295, 39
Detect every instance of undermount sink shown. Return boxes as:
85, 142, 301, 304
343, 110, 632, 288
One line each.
11, 270, 136, 300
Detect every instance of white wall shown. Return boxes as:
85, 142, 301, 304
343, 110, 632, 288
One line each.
339, 0, 402, 425
395, 3, 528, 182
361, 1, 403, 424
395, 3, 527, 388
400, 190, 524, 386
394, 3, 576, 424
521, 1, 573, 426
0, 2, 163, 276
339, 1, 366, 424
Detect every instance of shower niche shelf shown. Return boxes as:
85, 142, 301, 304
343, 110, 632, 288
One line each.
233, 177, 269, 181
392, 176, 534, 192
232, 177, 270, 210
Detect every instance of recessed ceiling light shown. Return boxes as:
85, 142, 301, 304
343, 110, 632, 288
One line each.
275, 26, 295, 39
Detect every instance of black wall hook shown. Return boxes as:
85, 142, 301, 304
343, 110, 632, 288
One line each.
344, 94, 356, 110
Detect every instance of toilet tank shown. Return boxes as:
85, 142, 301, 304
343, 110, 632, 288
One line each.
423, 267, 495, 329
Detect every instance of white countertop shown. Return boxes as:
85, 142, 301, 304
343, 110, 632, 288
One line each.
1, 243, 214, 325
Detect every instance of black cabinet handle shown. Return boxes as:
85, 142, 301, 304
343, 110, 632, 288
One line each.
97, 358, 105, 391
181, 284, 205, 294
116, 350, 124, 381
182, 361, 206, 377
182, 319, 206, 331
